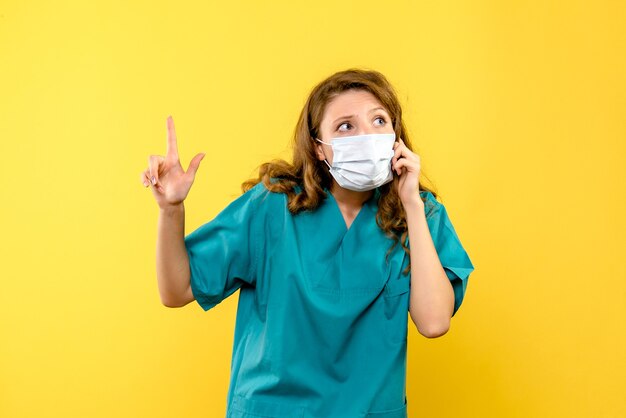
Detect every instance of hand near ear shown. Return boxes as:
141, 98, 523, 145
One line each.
392, 138, 422, 207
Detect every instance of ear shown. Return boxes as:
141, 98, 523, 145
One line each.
315, 142, 326, 161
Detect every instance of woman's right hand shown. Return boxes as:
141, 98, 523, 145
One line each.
141, 116, 205, 209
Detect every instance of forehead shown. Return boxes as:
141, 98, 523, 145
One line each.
324, 89, 385, 116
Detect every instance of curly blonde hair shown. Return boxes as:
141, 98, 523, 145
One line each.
242, 68, 438, 275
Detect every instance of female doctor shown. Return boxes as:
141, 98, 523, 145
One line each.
141, 68, 474, 418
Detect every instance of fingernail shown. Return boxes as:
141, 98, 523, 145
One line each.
151, 176, 156, 185
143, 180, 149, 186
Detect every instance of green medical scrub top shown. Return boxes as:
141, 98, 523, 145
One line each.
184, 181, 474, 418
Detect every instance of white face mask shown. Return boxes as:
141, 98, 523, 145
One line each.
315, 133, 396, 192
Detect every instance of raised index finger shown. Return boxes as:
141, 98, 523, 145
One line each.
166, 115, 179, 159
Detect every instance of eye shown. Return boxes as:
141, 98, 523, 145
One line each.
337, 122, 352, 132
374, 116, 387, 126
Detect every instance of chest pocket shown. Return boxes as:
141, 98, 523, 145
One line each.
383, 276, 411, 343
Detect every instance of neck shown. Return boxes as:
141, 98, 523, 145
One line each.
329, 181, 374, 208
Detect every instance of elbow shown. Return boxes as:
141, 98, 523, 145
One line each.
161, 297, 181, 308
160, 293, 185, 308
160, 283, 194, 308
421, 325, 450, 338
412, 316, 451, 338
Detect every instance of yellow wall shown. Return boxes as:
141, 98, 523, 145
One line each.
1, 1, 624, 417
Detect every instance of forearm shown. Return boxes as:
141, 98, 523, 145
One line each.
156, 203, 191, 306
405, 200, 455, 338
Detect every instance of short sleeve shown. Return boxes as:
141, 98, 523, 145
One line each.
184, 182, 268, 311
421, 191, 475, 317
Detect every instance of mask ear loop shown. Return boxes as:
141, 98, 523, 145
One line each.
314, 138, 332, 169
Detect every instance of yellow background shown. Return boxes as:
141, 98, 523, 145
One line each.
1, 1, 624, 417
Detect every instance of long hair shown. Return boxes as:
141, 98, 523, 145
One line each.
242, 68, 438, 275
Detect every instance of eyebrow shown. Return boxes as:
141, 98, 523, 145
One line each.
332, 107, 389, 125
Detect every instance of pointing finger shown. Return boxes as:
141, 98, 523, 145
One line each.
166, 116, 179, 160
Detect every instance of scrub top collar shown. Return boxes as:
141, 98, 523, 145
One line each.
322, 185, 381, 215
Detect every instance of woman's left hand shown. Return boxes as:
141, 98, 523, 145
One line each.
392, 138, 422, 207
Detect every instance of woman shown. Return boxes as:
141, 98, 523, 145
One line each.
142, 68, 475, 418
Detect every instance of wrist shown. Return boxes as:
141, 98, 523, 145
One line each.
159, 202, 185, 216
401, 196, 424, 212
